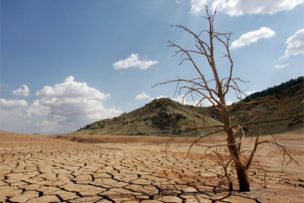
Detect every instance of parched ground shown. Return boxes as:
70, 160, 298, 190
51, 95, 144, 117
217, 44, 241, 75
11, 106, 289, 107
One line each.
0, 130, 303, 203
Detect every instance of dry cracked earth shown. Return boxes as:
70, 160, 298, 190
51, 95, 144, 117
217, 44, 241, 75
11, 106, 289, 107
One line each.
0, 131, 303, 203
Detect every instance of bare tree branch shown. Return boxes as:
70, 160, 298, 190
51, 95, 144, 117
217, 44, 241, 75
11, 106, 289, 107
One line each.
156, 6, 298, 192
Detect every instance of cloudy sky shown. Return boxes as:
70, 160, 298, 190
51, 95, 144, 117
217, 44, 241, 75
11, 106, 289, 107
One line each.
1, 0, 303, 134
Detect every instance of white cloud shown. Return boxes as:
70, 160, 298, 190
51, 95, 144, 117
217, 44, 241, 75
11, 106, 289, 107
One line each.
212, 0, 304, 16
0, 104, 30, 133
12, 84, 30, 97
34, 76, 121, 133
275, 29, 304, 68
113, 53, 159, 70
190, 0, 208, 15
0, 98, 28, 110
0, 76, 122, 134
135, 92, 153, 101
26, 100, 50, 116
185, 0, 303, 16
283, 28, 304, 59
36, 76, 109, 100
231, 27, 275, 49
275, 63, 289, 69
0, 99, 30, 133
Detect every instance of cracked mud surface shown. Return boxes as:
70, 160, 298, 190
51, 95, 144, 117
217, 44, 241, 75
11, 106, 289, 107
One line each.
0, 131, 303, 203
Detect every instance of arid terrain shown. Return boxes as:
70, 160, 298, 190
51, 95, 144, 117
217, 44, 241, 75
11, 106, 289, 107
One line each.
0, 130, 303, 203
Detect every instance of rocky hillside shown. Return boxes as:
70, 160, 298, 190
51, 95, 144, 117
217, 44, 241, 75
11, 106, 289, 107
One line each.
77, 77, 303, 136
76, 98, 222, 136
242, 76, 304, 134
205, 76, 304, 134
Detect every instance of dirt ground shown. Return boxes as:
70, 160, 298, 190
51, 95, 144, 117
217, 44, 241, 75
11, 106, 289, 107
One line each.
0, 130, 303, 203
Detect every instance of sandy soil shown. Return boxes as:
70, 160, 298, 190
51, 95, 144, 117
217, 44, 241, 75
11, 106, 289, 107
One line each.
0, 130, 303, 203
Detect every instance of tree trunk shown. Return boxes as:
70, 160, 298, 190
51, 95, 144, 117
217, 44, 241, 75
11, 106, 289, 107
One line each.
235, 164, 250, 191
226, 128, 251, 191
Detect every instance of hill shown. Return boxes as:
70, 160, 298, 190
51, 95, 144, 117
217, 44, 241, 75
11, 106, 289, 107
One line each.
205, 76, 304, 134
244, 76, 303, 101
77, 77, 304, 136
241, 76, 304, 134
76, 98, 222, 136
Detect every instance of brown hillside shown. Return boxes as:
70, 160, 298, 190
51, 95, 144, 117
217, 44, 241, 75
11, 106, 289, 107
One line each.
76, 98, 222, 136
77, 77, 304, 136
205, 77, 304, 135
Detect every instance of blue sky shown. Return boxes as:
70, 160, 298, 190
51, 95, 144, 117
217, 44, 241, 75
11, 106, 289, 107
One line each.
1, 0, 304, 133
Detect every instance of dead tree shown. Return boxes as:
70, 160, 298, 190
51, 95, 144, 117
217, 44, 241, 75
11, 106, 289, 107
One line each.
156, 7, 297, 192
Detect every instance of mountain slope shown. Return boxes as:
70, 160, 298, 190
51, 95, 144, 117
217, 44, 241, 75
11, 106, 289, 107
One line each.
205, 76, 304, 134
76, 98, 222, 136
77, 77, 304, 136
241, 76, 304, 134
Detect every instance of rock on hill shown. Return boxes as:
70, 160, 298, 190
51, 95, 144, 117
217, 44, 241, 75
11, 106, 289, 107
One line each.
76, 98, 222, 136
77, 77, 303, 136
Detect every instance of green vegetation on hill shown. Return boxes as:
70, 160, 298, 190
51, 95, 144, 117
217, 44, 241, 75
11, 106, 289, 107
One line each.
234, 77, 304, 134
244, 76, 303, 101
204, 76, 304, 134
